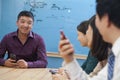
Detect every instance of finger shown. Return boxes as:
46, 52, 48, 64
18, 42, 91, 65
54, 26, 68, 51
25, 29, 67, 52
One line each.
59, 39, 70, 48
59, 42, 72, 54
11, 62, 17, 65
17, 59, 25, 64
60, 34, 64, 40
8, 58, 16, 63
60, 33, 66, 40
61, 44, 72, 51
60, 49, 74, 59
58, 68, 65, 74
65, 48, 74, 55
17, 60, 27, 68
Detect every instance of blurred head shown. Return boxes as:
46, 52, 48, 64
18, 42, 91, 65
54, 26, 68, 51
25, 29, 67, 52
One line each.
16, 10, 34, 35
87, 15, 112, 61
77, 21, 89, 46
96, 0, 120, 43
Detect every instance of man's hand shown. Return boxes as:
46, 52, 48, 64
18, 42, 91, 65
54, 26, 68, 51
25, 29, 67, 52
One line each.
17, 59, 28, 68
4, 58, 17, 67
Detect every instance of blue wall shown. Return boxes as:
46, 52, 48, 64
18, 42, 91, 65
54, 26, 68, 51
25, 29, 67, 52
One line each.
0, 0, 95, 55
0, 0, 1, 31
0, 0, 96, 68
0, 0, 25, 38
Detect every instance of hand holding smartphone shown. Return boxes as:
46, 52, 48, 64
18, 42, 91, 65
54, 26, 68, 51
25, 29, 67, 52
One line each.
10, 54, 17, 62
60, 30, 73, 55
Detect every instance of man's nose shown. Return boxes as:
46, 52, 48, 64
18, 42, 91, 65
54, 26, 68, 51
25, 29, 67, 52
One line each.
24, 23, 29, 27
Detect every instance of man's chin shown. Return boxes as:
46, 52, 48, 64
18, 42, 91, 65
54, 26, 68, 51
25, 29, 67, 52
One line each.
103, 37, 109, 43
21, 32, 29, 35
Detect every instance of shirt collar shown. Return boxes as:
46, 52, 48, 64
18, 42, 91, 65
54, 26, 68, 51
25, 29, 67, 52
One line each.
12, 30, 34, 38
112, 37, 120, 57
29, 31, 33, 38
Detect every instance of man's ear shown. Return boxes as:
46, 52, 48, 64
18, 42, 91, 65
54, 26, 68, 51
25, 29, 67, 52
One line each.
103, 14, 111, 28
16, 21, 18, 26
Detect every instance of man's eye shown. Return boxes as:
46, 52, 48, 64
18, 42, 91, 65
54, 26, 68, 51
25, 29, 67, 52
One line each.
20, 21, 25, 23
28, 22, 32, 25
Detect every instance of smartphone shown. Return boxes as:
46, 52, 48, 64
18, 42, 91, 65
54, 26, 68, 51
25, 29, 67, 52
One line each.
60, 30, 66, 40
10, 54, 16, 60
49, 69, 58, 74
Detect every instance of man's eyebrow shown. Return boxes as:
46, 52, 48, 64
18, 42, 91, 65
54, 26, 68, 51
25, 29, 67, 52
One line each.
19, 19, 33, 22
19, 19, 25, 21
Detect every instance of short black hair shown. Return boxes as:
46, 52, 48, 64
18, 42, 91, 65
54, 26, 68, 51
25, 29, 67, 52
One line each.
17, 10, 34, 21
96, 0, 120, 28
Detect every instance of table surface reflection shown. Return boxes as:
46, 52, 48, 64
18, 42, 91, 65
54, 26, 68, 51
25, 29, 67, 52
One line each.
0, 66, 52, 80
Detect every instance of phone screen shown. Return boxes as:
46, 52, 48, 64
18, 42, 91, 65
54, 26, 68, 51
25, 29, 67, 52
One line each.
10, 54, 16, 60
60, 30, 66, 39
49, 69, 58, 74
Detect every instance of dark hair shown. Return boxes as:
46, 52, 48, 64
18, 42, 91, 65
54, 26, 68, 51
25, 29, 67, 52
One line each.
90, 16, 111, 61
17, 10, 34, 21
77, 15, 96, 34
96, 0, 120, 28
77, 21, 89, 34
